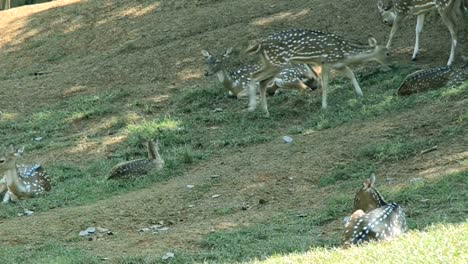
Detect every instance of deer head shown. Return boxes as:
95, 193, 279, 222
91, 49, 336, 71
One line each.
377, 0, 396, 26
353, 173, 387, 213
201, 48, 233, 76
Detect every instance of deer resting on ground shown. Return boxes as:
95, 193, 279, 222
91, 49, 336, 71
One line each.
108, 139, 165, 179
0, 145, 51, 203
342, 174, 408, 247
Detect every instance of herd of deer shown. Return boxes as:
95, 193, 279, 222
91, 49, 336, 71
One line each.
1, 0, 466, 248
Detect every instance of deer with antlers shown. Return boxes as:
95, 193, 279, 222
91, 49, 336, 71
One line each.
0, 145, 51, 203
246, 29, 390, 116
342, 174, 408, 247
377, 0, 466, 66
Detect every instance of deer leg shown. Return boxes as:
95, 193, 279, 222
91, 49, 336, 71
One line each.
339, 66, 363, 97
259, 79, 270, 117
248, 80, 258, 112
320, 65, 330, 109
2, 191, 11, 203
412, 14, 426, 61
249, 65, 279, 112
386, 14, 405, 49
439, 11, 458, 66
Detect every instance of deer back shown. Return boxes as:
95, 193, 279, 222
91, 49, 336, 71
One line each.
251, 29, 388, 66
271, 64, 320, 90
396, 66, 465, 95
108, 159, 155, 179
14, 164, 51, 197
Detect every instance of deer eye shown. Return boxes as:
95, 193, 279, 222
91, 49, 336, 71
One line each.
0, 159, 5, 164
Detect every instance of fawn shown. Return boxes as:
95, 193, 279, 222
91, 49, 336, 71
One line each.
0, 145, 51, 203
342, 174, 408, 247
108, 139, 165, 179
246, 29, 390, 116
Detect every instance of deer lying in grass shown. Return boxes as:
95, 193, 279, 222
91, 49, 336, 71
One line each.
0, 145, 51, 203
396, 61, 467, 95
108, 139, 165, 179
377, 0, 466, 66
342, 174, 407, 247
201, 48, 319, 99
246, 29, 390, 116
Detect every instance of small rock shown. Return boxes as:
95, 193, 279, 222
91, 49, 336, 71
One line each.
18, 209, 34, 217
213, 108, 223, 112
258, 198, 267, 205
86, 227, 96, 234
188, 204, 195, 208
211, 194, 221, 198
79, 230, 89, 236
33, 137, 43, 142
24, 210, 34, 216
139, 228, 151, 232
297, 213, 308, 218
186, 185, 195, 189
241, 203, 250, 210
210, 175, 220, 179
162, 252, 175, 260
282, 135, 293, 144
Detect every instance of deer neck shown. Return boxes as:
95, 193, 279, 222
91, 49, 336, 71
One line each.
343, 46, 380, 66
147, 141, 163, 162
370, 187, 387, 209
217, 68, 234, 89
4, 163, 26, 194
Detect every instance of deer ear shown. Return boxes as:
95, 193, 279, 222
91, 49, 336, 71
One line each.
201, 50, 211, 58
224, 47, 233, 57
16, 146, 25, 156
7, 145, 15, 154
368, 37, 378, 47
377, 0, 384, 11
369, 173, 376, 187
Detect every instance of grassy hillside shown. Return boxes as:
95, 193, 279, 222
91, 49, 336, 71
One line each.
0, 0, 467, 263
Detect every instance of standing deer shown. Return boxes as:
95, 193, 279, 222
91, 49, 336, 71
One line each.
201, 48, 319, 99
342, 174, 407, 247
0, 145, 51, 203
246, 29, 390, 116
377, 0, 466, 66
108, 139, 165, 179
396, 61, 467, 95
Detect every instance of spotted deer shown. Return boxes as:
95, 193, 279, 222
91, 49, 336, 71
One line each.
246, 29, 390, 116
201, 48, 320, 99
342, 174, 407, 247
377, 0, 466, 66
0, 145, 51, 203
108, 139, 165, 179
396, 62, 467, 95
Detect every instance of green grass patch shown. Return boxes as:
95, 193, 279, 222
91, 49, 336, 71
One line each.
0, 243, 100, 264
